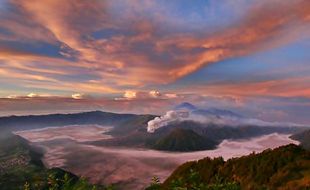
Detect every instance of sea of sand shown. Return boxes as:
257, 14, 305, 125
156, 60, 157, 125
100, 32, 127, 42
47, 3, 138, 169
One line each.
14, 125, 299, 190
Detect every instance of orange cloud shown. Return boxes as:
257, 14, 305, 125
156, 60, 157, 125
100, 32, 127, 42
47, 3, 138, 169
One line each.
187, 77, 310, 98
166, 0, 310, 79
119, 90, 177, 100
0, 0, 309, 96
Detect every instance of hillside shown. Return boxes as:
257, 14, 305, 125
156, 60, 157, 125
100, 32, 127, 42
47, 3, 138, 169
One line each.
0, 133, 107, 190
149, 144, 310, 190
291, 129, 310, 150
152, 128, 217, 152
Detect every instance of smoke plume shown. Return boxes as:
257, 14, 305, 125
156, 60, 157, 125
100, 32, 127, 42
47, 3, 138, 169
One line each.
147, 107, 303, 133
147, 110, 190, 133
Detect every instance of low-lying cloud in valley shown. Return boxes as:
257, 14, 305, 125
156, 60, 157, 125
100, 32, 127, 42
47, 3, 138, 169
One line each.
0, 1, 309, 189
15, 124, 299, 190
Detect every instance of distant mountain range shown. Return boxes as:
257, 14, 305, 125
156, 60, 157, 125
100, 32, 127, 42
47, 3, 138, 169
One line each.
0, 104, 308, 152
0, 111, 155, 132
175, 102, 243, 118
172, 102, 306, 128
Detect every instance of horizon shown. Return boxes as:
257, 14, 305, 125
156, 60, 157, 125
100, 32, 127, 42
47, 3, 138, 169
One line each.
1, 102, 309, 129
1, 1, 310, 189
0, 0, 310, 125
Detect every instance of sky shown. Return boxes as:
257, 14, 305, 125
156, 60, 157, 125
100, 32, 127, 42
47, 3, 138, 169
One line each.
0, 0, 310, 124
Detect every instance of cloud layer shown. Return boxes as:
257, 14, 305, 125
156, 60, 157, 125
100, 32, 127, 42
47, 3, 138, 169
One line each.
0, 0, 309, 124
0, 0, 309, 92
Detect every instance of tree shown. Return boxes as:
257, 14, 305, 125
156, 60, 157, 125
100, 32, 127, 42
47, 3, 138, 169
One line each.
24, 182, 30, 190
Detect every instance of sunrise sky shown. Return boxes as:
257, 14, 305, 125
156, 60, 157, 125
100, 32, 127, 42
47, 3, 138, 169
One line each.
0, 0, 310, 124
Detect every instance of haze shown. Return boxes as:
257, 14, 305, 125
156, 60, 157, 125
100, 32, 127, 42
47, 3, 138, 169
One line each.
15, 125, 299, 190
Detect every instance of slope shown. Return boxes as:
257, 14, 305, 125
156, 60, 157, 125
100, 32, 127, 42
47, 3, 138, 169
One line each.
154, 144, 310, 190
152, 128, 217, 152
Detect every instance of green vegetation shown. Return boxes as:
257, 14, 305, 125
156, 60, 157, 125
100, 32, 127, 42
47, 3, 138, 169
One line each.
0, 133, 109, 190
152, 128, 216, 152
147, 170, 241, 190
21, 168, 108, 190
149, 144, 310, 190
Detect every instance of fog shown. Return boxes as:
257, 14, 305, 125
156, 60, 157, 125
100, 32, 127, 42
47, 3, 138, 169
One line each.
15, 125, 299, 190
14, 125, 113, 142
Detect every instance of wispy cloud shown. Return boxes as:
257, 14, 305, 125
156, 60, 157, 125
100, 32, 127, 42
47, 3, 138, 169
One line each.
0, 0, 309, 124
186, 77, 310, 98
0, 0, 309, 91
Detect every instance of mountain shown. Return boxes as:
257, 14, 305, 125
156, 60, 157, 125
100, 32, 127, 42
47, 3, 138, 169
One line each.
193, 108, 243, 119
0, 133, 106, 190
1, 110, 304, 152
173, 103, 307, 128
92, 119, 302, 151
0, 111, 155, 132
291, 129, 310, 150
149, 144, 310, 190
174, 102, 197, 111
152, 128, 217, 152
154, 120, 300, 142
174, 102, 242, 118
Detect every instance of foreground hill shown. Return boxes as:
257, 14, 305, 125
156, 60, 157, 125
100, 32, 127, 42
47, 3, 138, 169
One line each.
152, 128, 217, 151
0, 133, 107, 190
291, 129, 310, 150
148, 144, 310, 190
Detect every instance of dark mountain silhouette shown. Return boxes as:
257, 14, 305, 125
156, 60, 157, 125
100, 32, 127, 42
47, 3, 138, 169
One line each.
174, 102, 197, 111
0, 111, 155, 132
152, 128, 217, 152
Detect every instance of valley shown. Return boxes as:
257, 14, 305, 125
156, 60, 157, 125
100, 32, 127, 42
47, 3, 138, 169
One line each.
1, 1, 310, 189
14, 124, 300, 189
1, 107, 309, 189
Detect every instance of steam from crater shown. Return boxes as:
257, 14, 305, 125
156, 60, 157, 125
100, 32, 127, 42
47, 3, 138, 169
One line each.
147, 110, 190, 133
147, 106, 303, 133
